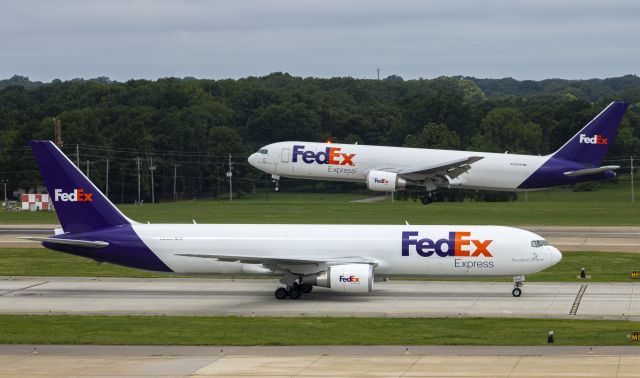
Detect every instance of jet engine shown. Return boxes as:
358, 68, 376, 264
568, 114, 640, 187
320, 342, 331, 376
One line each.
366, 170, 407, 191
303, 264, 374, 293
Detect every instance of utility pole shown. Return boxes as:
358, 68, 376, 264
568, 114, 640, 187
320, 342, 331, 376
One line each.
105, 158, 109, 199
227, 154, 233, 201
54, 116, 63, 148
86, 160, 92, 179
76, 144, 80, 167
632, 156, 635, 203
216, 165, 220, 201
172, 163, 180, 201
120, 168, 124, 204
377, 68, 380, 80
136, 157, 141, 204
149, 157, 156, 204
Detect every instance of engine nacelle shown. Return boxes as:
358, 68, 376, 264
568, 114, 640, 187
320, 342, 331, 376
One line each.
366, 170, 407, 191
303, 264, 373, 293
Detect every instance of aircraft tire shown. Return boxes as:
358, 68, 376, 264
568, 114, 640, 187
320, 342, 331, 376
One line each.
420, 196, 432, 205
288, 287, 302, 299
274, 287, 288, 300
301, 283, 313, 293
512, 288, 522, 297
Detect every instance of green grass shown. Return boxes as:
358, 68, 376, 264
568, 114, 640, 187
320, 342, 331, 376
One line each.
528, 251, 640, 282
0, 315, 638, 345
2, 249, 640, 282
1, 179, 639, 226
0, 248, 168, 278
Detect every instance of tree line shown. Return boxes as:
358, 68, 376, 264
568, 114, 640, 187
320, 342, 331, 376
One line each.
0, 73, 639, 202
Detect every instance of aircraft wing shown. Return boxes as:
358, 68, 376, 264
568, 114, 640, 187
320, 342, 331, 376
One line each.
385, 156, 484, 179
563, 165, 619, 177
175, 253, 377, 266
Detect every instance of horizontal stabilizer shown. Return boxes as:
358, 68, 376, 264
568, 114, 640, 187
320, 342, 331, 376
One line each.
563, 165, 620, 177
21, 237, 109, 248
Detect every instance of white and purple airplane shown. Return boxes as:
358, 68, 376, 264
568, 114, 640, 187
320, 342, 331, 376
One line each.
249, 102, 629, 203
28, 140, 561, 299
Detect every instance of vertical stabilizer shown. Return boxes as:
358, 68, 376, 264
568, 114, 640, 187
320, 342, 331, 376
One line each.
552, 102, 629, 166
30, 140, 132, 233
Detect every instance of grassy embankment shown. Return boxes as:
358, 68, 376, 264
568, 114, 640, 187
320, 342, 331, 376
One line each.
0, 177, 638, 226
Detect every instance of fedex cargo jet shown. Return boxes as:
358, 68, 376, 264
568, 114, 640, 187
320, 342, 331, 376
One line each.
249, 102, 629, 203
28, 140, 561, 298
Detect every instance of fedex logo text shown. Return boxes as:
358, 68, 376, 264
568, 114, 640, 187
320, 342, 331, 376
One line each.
54, 188, 93, 202
292, 145, 355, 166
339, 275, 360, 283
402, 231, 492, 257
579, 134, 608, 145
374, 178, 389, 184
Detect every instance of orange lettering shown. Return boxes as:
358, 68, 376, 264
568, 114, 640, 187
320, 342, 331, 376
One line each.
471, 239, 493, 257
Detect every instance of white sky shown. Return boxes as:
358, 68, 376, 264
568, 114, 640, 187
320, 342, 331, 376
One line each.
2, 0, 638, 81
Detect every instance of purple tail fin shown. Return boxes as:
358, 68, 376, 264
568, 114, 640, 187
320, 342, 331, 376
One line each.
552, 102, 629, 166
30, 140, 131, 233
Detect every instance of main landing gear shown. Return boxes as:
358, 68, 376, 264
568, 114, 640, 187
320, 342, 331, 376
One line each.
274, 282, 313, 300
420, 192, 441, 205
512, 275, 525, 297
274, 273, 313, 300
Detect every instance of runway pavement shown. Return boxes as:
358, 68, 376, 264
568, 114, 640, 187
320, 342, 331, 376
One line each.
1, 345, 639, 377
1, 225, 639, 251
1, 277, 639, 319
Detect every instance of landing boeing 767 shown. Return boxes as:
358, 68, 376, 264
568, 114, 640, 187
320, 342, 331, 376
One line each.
249, 102, 628, 203
28, 140, 561, 299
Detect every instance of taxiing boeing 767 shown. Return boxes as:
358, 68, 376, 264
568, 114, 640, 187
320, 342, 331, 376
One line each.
249, 102, 628, 203
27, 140, 561, 299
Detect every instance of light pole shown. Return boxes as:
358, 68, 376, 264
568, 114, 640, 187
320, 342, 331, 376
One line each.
149, 157, 156, 204
1, 180, 7, 208
227, 154, 233, 201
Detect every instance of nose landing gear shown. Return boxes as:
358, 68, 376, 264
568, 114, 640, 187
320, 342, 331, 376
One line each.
272, 175, 280, 192
512, 275, 525, 297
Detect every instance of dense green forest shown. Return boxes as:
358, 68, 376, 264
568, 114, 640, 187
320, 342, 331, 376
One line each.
0, 73, 639, 202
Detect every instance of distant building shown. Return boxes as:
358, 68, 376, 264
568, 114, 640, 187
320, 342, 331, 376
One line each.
20, 193, 52, 211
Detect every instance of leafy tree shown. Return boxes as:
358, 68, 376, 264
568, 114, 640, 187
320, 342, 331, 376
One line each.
471, 108, 542, 153
404, 122, 460, 150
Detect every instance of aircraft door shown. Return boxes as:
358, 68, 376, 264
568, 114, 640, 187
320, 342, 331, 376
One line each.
280, 148, 293, 174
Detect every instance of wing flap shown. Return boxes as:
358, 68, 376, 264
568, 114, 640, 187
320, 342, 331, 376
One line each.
21, 237, 109, 248
563, 165, 619, 177
394, 156, 484, 179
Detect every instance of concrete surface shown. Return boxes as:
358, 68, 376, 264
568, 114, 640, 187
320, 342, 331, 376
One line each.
1, 277, 639, 319
1, 345, 640, 377
2, 225, 640, 252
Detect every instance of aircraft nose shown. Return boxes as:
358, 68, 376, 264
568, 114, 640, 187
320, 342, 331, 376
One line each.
549, 247, 562, 265
248, 153, 258, 168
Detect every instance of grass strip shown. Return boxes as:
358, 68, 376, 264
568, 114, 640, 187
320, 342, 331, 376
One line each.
0, 315, 638, 346
2, 249, 640, 282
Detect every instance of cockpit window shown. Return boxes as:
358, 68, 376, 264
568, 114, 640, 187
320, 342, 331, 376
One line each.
531, 240, 549, 248
259, 149, 268, 154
